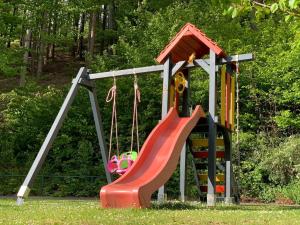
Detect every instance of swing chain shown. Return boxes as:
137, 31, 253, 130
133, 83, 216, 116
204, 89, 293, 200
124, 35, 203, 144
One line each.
235, 55, 241, 201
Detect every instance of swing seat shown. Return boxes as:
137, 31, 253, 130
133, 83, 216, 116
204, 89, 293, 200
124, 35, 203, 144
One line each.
116, 151, 138, 175
120, 151, 138, 161
116, 159, 133, 175
107, 155, 119, 173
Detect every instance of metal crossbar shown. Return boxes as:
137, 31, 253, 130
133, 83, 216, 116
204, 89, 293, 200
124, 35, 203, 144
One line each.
88, 54, 253, 80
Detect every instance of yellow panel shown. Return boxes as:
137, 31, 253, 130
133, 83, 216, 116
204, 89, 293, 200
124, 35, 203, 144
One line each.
230, 76, 235, 131
220, 65, 226, 126
198, 174, 224, 182
192, 138, 224, 147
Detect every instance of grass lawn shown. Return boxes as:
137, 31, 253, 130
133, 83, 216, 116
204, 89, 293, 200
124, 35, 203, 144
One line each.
0, 198, 300, 225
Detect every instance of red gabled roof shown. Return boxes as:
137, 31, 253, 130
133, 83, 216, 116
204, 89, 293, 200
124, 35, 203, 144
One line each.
156, 23, 226, 64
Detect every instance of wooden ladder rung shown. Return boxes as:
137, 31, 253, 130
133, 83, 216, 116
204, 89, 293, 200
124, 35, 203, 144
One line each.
198, 174, 224, 182
192, 138, 224, 147
193, 151, 225, 158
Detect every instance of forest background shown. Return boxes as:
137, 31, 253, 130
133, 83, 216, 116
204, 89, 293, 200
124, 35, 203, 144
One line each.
0, 0, 299, 204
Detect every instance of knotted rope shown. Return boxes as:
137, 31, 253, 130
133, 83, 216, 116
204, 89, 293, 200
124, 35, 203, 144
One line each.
130, 72, 141, 153
106, 76, 119, 159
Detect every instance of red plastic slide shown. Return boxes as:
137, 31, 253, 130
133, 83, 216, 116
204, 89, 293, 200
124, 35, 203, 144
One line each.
100, 105, 205, 208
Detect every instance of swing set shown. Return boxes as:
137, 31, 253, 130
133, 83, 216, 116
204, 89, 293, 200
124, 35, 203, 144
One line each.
16, 23, 253, 208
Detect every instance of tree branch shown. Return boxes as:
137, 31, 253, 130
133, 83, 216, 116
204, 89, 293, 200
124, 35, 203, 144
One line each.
251, 0, 300, 18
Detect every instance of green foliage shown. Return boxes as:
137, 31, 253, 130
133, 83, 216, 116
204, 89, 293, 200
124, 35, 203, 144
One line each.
261, 136, 300, 185
0, 48, 23, 77
239, 135, 300, 202
282, 180, 300, 204
225, 0, 300, 20
0, 83, 106, 195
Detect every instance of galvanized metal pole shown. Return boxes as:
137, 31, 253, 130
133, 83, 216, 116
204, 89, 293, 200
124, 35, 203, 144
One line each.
157, 57, 172, 202
16, 67, 87, 205
207, 50, 217, 206
179, 69, 190, 202
225, 131, 233, 204
180, 143, 187, 202
88, 86, 112, 184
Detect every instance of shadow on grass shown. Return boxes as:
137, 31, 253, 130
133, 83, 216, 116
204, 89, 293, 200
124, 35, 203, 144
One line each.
151, 201, 200, 210
150, 201, 300, 211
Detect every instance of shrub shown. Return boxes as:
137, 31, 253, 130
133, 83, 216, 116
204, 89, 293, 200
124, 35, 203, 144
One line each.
282, 180, 300, 204
261, 136, 300, 185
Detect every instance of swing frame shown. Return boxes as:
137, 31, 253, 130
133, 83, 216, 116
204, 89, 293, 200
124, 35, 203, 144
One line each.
16, 23, 253, 207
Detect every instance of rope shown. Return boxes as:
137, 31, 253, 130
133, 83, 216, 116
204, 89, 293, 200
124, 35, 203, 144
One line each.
130, 73, 141, 153
106, 75, 119, 159
235, 55, 241, 201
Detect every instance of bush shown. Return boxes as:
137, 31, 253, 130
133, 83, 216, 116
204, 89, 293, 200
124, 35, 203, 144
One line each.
261, 136, 300, 185
239, 135, 300, 202
282, 180, 300, 204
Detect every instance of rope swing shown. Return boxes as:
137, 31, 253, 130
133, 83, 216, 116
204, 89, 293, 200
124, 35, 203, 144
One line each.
106, 72, 141, 176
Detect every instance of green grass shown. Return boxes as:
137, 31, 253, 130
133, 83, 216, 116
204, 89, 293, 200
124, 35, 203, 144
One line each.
0, 199, 300, 225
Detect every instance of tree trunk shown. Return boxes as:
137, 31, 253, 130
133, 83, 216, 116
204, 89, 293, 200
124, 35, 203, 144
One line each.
78, 13, 85, 60
107, 1, 116, 31
107, 1, 116, 54
72, 15, 79, 57
37, 13, 48, 77
20, 29, 32, 86
7, 6, 17, 48
37, 40, 45, 77
100, 5, 107, 55
45, 18, 52, 64
88, 12, 97, 56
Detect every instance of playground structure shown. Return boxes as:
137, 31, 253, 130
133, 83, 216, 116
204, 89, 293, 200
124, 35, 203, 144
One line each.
16, 23, 253, 207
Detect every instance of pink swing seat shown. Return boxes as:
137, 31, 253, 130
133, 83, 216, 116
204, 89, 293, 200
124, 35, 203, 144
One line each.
107, 151, 137, 175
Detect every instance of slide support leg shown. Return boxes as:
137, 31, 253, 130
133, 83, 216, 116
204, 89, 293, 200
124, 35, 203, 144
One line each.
224, 131, 234, 204
180, 143, 187, 201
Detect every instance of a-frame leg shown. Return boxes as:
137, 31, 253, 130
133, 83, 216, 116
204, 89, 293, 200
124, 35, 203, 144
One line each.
87, 86, 112, 184
16, 67, 87, 205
